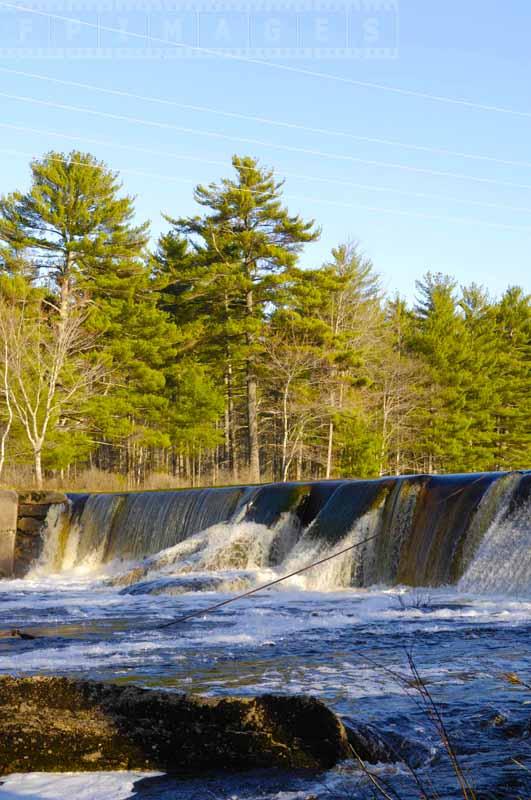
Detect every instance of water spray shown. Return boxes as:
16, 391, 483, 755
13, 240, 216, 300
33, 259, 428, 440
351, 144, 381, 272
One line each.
158, 532, 380, 629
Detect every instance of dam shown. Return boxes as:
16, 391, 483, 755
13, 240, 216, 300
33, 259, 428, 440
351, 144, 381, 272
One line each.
32, 470, 531, 594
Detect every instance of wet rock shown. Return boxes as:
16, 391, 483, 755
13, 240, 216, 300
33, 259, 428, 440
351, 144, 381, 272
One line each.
119, 574, 254, 596
17, 516, 44, 533
344, 721, 431, 768
0, 676, 351, 775
17, 503, 57, 519
345, 721, 396, 764
478, 709, 530, 740
0, 628, 36, 640
13, 531, 44, 577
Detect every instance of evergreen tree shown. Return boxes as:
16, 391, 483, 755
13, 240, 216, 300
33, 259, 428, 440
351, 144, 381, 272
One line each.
0, 151, 174, 483
375, 296, 425, 475
411, 273, 471, 473
458, 283, 500, 472
280, 244, 382, 478
0, 151, 149, 316
163, 155, 319, 482
0, 149, 529, 488
493, 287, 531, 469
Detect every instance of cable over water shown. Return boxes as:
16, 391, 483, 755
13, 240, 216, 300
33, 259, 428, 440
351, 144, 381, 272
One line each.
158, 533, 380, 629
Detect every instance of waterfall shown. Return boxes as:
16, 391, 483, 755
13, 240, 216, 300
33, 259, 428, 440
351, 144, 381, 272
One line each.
36, 472, 531, 594
459, 473, 531, 594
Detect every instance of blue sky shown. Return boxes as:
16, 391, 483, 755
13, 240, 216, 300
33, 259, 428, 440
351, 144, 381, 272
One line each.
0, 0, 530, 301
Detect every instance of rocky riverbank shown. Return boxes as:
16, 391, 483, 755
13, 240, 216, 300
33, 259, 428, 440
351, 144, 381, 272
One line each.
0, 676, 351, 775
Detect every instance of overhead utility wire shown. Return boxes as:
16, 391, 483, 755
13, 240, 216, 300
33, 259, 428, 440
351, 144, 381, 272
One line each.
3, 147, 531, 233
2, 91, 531, 192
1, 2, 531, 119
3, 121, 531, 215
1, 66, 529, 170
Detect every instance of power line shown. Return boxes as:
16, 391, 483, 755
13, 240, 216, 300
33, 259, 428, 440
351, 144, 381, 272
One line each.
1, 1, 530, 119
3, 146, 531, 233
3, 120, 531, 216
2, 91, 531, 191
1, 65, 530, 170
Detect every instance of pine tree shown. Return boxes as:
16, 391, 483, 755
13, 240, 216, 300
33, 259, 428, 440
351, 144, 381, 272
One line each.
163, 155, 319, 482
411, 273, 471, 473
375, 296, 425, 475
493, 287, 531, 469
458, 283, 500, 472
279, 244, 383, 478
0, 151, 175, 484
0, 150, 149, 316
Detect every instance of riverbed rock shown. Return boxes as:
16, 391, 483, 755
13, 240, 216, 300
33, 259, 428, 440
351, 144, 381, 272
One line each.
0, 676, 351, 775
0, 629, 36, 640
344, 721, 431, 768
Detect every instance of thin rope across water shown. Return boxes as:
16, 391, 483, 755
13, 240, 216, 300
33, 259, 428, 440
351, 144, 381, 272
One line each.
158, 532, 379, 629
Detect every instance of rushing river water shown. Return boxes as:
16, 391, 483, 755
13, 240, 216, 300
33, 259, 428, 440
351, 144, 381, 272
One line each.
0, 474, 530, 800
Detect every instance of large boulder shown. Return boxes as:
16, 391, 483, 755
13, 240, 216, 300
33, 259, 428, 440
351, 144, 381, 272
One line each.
0, 676, 351, 775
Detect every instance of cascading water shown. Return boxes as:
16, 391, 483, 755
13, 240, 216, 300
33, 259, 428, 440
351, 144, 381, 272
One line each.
34, 471, 531, 595
5, 472, 531, 800
459, 472, 531, 593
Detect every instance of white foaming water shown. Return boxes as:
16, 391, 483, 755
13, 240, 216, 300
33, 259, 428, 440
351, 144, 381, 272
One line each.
104, 514, 298, 592
29, 473, 531, 596
33, 502, 70, 574
459, 496, 531, 594
284, 504, 385, 591
0, 772, 159, 800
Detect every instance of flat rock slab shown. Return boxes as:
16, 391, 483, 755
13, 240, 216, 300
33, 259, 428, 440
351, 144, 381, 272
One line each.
17, 503, 59, 519
16, 492, 67, 505
0, 676, 350, 775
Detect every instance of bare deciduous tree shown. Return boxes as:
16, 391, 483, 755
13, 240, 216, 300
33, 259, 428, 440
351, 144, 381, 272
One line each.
0, 334, 14, 481
0, 290, 106, 488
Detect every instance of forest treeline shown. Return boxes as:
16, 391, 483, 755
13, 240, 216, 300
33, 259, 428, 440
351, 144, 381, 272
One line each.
0, 151, 529, 489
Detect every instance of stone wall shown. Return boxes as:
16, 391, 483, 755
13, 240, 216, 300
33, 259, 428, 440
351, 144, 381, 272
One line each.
0, 491, 68, 578
13, 492, 67, 577
0, 490, 18, 578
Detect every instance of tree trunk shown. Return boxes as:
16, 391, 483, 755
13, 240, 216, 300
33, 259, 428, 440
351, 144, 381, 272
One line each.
325, 420, 334, 479
0, 421, 11, 480
379, 395, 388, 477
34, 449, 43, 489
246, 290, 260, 484
281, 385, 290, 482
0, 343, 13, 480
247, 367, 260, 483
296, 439, 303, 481
225, 354, 237, 481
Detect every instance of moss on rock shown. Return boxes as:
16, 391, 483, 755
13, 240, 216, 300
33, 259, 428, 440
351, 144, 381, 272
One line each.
0, 676, 350, 775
